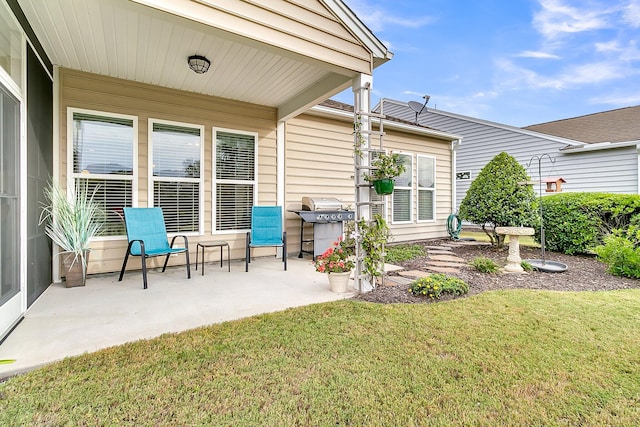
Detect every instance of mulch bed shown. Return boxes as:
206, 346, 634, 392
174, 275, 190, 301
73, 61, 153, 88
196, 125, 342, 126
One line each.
353, 239, 640, 304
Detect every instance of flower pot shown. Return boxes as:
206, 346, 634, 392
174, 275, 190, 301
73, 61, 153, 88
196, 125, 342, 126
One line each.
372, 178, 394, 195
62, 250, 90, 288
327, 271, 352, 293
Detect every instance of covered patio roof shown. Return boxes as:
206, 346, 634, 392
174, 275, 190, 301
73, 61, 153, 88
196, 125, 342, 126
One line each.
17, 0, 392, 121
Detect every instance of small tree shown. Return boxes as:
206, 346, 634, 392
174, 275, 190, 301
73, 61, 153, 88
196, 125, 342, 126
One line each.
458, 152, 539, 247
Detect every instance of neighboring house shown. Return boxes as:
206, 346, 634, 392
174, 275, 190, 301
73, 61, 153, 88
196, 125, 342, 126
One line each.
0, 0, 456, 339
380, 99, 640, 211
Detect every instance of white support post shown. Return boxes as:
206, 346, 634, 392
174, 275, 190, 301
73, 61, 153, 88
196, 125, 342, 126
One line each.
352, 74, 374, 292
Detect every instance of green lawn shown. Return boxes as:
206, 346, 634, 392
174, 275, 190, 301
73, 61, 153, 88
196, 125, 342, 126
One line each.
459, 230, 539, 247
1, 290, 639, 426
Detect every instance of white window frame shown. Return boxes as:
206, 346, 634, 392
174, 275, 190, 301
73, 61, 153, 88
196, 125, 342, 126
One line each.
148, 118, 204, 236
391, 152, 413, 224
417, 154, 436, 223
67, 107, 138, 240
212, 127, 258, 235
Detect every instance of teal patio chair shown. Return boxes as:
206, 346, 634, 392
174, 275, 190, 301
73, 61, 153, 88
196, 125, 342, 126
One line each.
119, 207, 191, 289
245, 206, 287, 272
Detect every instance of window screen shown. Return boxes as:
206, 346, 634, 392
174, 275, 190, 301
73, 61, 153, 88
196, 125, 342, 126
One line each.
418, 155, 436, 221
215, 131, 256, 232
392, 153, 413, 223
71, 111, 135, 236
151, 121, 202, 234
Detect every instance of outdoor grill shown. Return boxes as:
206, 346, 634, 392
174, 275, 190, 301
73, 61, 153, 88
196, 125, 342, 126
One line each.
291, 197, 354, 259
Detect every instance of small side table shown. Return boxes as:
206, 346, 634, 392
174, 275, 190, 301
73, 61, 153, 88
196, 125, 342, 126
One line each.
196, 241, 230, 275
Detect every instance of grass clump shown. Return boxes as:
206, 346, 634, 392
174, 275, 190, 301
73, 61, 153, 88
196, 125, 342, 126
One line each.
470, 256, 500, 273
385, 244, 427, 263
409, 273, 469, 299
2, 291, 640, 426
521, 260, 533, 272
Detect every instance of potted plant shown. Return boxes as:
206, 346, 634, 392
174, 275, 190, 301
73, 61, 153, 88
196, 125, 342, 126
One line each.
39, 180, 104, 287
364, 152, 407, 195
314, 237, 355, 293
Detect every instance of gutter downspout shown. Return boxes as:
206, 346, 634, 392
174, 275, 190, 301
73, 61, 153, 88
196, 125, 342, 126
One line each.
451, 138, 461, 214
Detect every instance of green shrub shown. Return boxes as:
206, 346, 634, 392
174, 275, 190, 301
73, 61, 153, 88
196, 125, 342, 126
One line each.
594, 220, 640, 278
385, 244, 427, 263
409, 274, 469, 299
458, 152, 539, 247
540, 193, 640, 254
469, 256, 500, 273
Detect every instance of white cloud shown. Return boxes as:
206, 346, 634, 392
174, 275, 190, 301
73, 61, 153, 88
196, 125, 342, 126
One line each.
345, 0, 435, 32
595, 40, 622, 52
624, 0, 640, 27
495, 57, 637, 93
560, 62, 628, 84
533, 0, 613, 39
516, 50, 561, 59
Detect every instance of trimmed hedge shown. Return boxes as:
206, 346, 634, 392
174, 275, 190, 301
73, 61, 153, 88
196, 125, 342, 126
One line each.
540, 193, 640, 254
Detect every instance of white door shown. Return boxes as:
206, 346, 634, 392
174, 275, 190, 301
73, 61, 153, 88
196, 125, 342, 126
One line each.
0, 83, 22, 339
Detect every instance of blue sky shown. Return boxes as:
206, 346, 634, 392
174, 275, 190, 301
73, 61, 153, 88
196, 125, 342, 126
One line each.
332, 0, 640, 127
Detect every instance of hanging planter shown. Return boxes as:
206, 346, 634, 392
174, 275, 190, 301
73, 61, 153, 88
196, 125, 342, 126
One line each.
364, 152, 406, 196
372, 178, 395, 195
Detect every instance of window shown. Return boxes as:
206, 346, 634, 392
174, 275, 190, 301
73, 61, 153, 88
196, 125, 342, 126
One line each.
418, 155, 436, 221
0, 3, 22, 89
214, 129, 257, 232
150, 120, 203, 234
0, 82, 19, 305
69, 109, 136, 236
392, 153, 413, 223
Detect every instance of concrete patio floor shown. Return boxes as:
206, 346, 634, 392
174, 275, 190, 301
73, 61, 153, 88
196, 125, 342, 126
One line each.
0, 257, 355, 379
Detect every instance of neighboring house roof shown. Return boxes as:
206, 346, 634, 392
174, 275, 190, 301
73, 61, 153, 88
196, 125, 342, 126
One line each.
377, 99, 583, 147
523, 105, 640, 143
316, 99, 462, 141
16, 0, 392, 121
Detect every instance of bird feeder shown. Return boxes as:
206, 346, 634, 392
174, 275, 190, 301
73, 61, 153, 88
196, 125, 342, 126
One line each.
542, 177, 566, 193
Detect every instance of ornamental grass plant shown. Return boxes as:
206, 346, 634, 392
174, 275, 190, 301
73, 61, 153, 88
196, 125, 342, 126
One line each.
39, 180, 104, 272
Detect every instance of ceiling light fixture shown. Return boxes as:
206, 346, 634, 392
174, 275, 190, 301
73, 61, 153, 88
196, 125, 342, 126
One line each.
188, 55, 211, 74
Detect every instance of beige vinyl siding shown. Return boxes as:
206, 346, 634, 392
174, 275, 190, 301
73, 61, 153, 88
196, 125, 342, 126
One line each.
380, 127, 453, 242
133, 0, 372, 74
59, 68, 277, 274
284, 114, 355, 255
285, 112, 453, 255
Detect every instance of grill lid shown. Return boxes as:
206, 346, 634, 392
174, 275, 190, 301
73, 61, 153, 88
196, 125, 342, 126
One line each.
302, 197, 343, 211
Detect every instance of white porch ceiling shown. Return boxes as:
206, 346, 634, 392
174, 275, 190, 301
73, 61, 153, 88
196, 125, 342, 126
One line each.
18, 0, 366, 121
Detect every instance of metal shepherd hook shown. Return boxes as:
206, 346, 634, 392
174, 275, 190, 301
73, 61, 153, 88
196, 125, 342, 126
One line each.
526, 154, 555, 265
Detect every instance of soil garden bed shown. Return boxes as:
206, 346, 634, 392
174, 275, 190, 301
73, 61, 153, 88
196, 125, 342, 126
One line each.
354, 239, 640, 304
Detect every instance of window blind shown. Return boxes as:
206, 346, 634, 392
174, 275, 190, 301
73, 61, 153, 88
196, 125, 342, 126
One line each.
392, 154, 413, 223
417, 156, 436, 221
71, 111, 136, 238
151, 121, 202, 234
215, 131, 256, 232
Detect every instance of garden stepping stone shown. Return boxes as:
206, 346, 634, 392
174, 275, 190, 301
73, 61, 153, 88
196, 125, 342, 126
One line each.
425, 261, 467, 268
384, 276, 414, 286
427, 249, 454, 255
398, 270, 432, 279
429, 254, 466, 263
425, 245, 453, 251
425, 266, 461, 274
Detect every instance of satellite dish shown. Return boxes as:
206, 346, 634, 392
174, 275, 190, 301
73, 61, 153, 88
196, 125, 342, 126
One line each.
408, 95, 430, 123
408, 101, 426, 114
